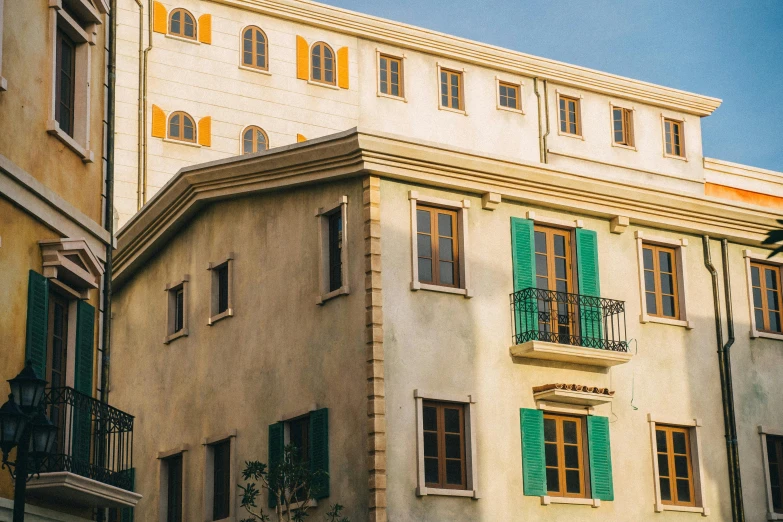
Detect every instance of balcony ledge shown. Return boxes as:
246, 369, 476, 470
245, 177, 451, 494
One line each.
27, 471, 141, 509
510, 340, 633, 367
533, 388, 614, 407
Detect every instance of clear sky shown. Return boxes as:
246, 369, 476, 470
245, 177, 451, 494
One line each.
323, 0, 783, 172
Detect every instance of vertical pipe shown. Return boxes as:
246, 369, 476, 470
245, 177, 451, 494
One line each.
142, 0, 153, 205
533, 78, 544, 163
542, 80, 550, 163
133, 0, 144, 210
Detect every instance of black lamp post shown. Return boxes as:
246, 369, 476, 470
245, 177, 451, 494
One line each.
0, 361, 56, 522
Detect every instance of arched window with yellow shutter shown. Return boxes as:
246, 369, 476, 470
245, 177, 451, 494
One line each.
168, 111, 196, 142
242, 26, 268, 71
310, 42, 335, 85
169, 8, 197, 40
242, 126, 268, 154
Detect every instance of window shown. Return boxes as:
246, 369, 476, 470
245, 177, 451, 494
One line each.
544, 414, 586, 498
168, 111, 196, 143
289, 417, 310, 465
311, 42, 335, 85
242, 26, 268, 70
761, 428, 783, 517
242, 126, 268, 154
212, 440, 231, 520
165, 454, 183, 522
612, 107, 634, 147
216, 265, 228, 314
316, 197, 349, 304
56, 28, 76, 137
439, 68, 463, 111
208, 255, 233, 325
165, 277, 188, 344
655, 425, 695, 507
47, 293, 70, 390
558, 95, 581, 136
664, 118, 684, 157
328, 212, 342, 292
750, 262, 782, 333
642, 243, 679, 319
169, 8, 196, 40
378, 54, 403, 98
174, 288, 184, 332
498, 81, 520, 111
534, 225, 575, 339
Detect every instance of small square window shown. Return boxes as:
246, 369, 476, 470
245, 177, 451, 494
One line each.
663, 118, 685, 157
316, 197, 349, 304
439, 68, 464, 111
165, 277, 188, 344
558, 95, 581, 136
208, 255, 234, 325
378, 54, 403, 98
498, 81, 520, 111
612, 107, 634, 147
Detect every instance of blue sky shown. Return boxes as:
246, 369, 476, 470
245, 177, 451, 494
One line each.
324, 0, 783, 172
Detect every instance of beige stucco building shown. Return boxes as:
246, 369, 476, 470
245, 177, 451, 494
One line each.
0, 0, 139, 520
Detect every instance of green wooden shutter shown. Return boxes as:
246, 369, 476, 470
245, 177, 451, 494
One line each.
72, 301, 95, 472
25, 270, 49, 379
587, 416, 614, 501
120, 468, 135, 522
309, 408, 329, 499
268, 422, 285, 508
519, 408, 547, 496
511, 218, 538, 340
575, 228, 603, 347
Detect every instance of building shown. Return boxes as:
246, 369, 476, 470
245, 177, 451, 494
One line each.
109, 0, 783, 521
0, 0, 139, 520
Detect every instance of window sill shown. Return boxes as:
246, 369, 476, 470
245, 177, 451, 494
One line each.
541, 496, 600, 507
663, 153, 688, 162
316, 285, 350, 305
416, 486, 478, 499
557, 130, 584, 140
497, 105, 524, 115
0, 76, 6, 91
162, 138, 201, 148
165, 33, 200, 45
163, 329, 188, 345
751, 329, 783, 341
377, 91, 406, 102
46, 121, 94, 163
640, 314, 694, 329
280, 499, 317, 512
411, 281, 471, 298
768, 512, 783, 521
612, 142, 637, 151
238, 64, 271, 76
208, 309, 233, 326
654, 503, 709, 516
437, 105, 467, 116
307, 79, 340, 90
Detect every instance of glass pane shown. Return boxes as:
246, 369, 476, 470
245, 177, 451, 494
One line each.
769, 311, 781, 332
439, 262, 454, 285
546, 468, 560, 492
444, 408, 460, 433
672, 431, 687, 454
556, 280, 567, 293
659, 251, 672, 272
423, 406, 437, 431
555, 258, 567, 279
417, 210, 431, 233
446, 460, 462, 485
656, 429, 668, 452
660, 477, 672, 501
674, 455, 689, 478
566, 470, 581, 494
755, 309, 765, 329
535, 231, 547, 253
658, 454, 669, 477
773, 486, 782, 510
751, 266, 760, 286
438, 213, 453, 236
424, 458, 439, 484
769, 289, 781, 310
545, 443, 558, 466
562, 421, 577, 444
439, 238, 453, 262
171, 12, 180, 33
391, 84, 399, 97
646, 292, 658, 315
553, 235, 566, 256
184, 123, 193, 141
643, 248, 654, 270
771, 465, 780, 488
417, 234, 432, 258
445, 434, 461, 459
423, 432, 438, 458
418, 259, 433, 283
564, 445, 579, 469
662, 296, 676, 317
661, 273, 674, 295
753, 287, 763, 307
536, 254, 548, 278
544, 418, 557, 442
644, 271, 657, 292
676, 479, 691, 502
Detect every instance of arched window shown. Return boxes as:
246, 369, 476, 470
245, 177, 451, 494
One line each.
311, 42, 335, 85
168, 111, 196, 143
242, 26, 268, 70
169, 8, 196, 40
242, 126, 268, 154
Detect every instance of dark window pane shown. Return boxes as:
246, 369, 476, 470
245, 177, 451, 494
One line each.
418, 259, 433, 283
546, 468, 560, 492
423, 406, 437, 431
289, 418, 309, 464
438, 213, 452, 236
658, 454, 669, 477
773, 486, 782, 510
674, 455, 689, 479
660, 477, 672, 501
644, 271, 657, 292
445, 434, 461, 459
536, 254, 548, 277
417, 234, 432, 258
544, 418, 557, 442
553, 235, 566, 256
424, 458, 439, 484
446, 459, 462, 485
212, 441, 231, 520
562, 421, 577, 444
328, 213, 342, 292
534, 231, 547, 253
656, 429, 668, 452
659, 251, 672, 273
753, 288, 763, 307
662, 296, 676, 317
444, 408, 460, 433
770, 311, 781, 332
751, 266, 760, 286
646, 292, 658, 315
643, 248, 654, 270
676, 479, 691, 503
672, 431, 687, 454
660, 274, 674, 295
755, 309, 765, 330
545, 443, 558, 467
769, 289, 781, 311
439, 262, 454, 285
438, 238, 454, 261
555, 258, 567, 279
566, 470, 581, 493
417, 209, 431, 233
166, 455, 183, 522
564, 445, 579, 469
423, 432, 438, 458
174, 289, 184, 332
217, 265, 229, 314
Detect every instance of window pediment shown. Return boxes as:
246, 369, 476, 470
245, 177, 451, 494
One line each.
39, 238, 104, 295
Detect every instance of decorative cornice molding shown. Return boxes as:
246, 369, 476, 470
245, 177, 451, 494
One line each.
208, 0, 722, 116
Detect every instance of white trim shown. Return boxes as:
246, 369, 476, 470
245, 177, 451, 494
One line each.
163, 137, 201, 148
375, 49, 407, 102
0, 496, 93, 521
315, 196, 350, 305
759, 426, 783, 519
525, 210, 583, 229
635, 231, 693, 328
165, 33, 200, 45
536, 401, 595, 416
743, 249, 783, 340
47, 121, 94, 163
208, 254, 234, 325
661, 114, 688, 161
26, 471, 142, 509
307, 79, 340, 90
495, 76, 525, 114
541, 496, 600, 507
238, 64, 272, 76
414, 390, 479, 499
436, 62, 467, 115
409, 191, 471, 298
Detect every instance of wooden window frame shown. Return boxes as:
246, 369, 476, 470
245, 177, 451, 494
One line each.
641, 243, 680, 320
310, 42, 336, 86
648, 415, 709, 515
655, 425, 696, 507
240, 26, 268, 72
496, 78, 523, 113
436, 64, 466, 114
202, 431, 237, 522
164, 276, 189, 344
316, 196, 349, 305
750, 261, 783, 334
543, 413, 589, 499
55, 28, 77, 138
377, 52, 404, 100
422, 401, 467, 490
208, 254, 234, 325
414, 390, 478, 498
760, 426, 783, 519
168, 8, 197, 40
533, 224, 578, 337
662, 116, 686, 160
241, 125, 269, 155
416, 205, 459, 289
635, 231, 692, 328
744, 250, 783, 341
557, 93, 582, 137
167, 111, 197, 143
157, 446, 189, 522
610, 105, 635, 149
409, 192, 471, 297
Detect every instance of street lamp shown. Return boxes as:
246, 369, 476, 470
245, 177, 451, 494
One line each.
0, 361, 55, 522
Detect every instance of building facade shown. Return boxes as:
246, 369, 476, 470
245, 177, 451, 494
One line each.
0, 0, 138, 519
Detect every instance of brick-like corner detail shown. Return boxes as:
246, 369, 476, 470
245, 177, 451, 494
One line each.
364, 176, 387, 522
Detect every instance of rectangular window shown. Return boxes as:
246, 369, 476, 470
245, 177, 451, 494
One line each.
642, 244, 680, 319
534, 226, 575, 340
208, 256, 233, 324
417, 206, 459, 288
559, 95, 580, 136
166, 454, 183, 522
612, 107, 634, 146
55, 28, 76, 137
498, 81, 520, 110
212, 440, 231, 520
751, 262, 782, 333
439, 68, 463, 110
289, 416, 310, 465
216, 265, 229, 315
422, 401, 466, 490
174, 287, 184, 332
379, 54, 403, 98
165, 279, 188, 343
664, 118, 684, 157
317, 197, 349, 304
544, 414, 587, 498
655, 425, 695, 507
328, 212, 343, 292
766, 435, 783, 513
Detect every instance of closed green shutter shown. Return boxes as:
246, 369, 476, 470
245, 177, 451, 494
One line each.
519, 408, 547, 496
72, 301, 95, 473
25, 270, 49, 379
587, 416, 614, 501
511, 218, 538, 340
575, 228, 603, 347
268, 422, 284, 508
309, 408, 329, 499
120, 468, 135, 522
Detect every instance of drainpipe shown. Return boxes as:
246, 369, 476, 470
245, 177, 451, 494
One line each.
702, 236, 745, 522
134, 0, 144, 210
142, 0, 153, 205
541, 79, 550, 163
533, 78, 544, 164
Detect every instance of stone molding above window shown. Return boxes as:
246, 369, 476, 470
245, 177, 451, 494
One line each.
743, 250, 783, 341
635, 231, 693, 328
39, 238, 104, 298
315, 196, 349, 305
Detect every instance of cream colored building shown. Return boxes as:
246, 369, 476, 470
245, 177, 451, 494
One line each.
110, 1, 783, 521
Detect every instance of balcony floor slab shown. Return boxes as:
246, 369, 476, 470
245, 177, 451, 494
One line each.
510, 340, 633, 367
27, 471, 141, 509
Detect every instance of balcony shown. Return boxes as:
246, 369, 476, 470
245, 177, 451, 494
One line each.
26, 387, 140, 509
509, 288, 632, 367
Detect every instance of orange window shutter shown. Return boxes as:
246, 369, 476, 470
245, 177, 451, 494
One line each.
151, 105, 166, 138
198, 14, 212, 44
296, 36, 309, 80
152, 1, 167, 34
337, 47, 349, 89
297, 134, 306, 143
198, 117, 212, 147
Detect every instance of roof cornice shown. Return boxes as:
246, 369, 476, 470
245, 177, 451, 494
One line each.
113, 128, 778, 289
208, 0, 722, 116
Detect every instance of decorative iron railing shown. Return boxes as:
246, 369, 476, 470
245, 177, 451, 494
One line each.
511, 287, 628, 352
39, 387, 134, 490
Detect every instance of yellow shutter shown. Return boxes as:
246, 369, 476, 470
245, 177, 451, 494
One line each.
198, 117, 212, 147
198, 14, 212, 44
151, 105, 166, 138
337, 47, 349, 89
297, 134, 306, 143
152, 1, 167, 34
296, 36, 309, 80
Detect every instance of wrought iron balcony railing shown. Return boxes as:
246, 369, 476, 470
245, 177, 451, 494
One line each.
39, 387, 134, 490
511, 287, 628, 352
